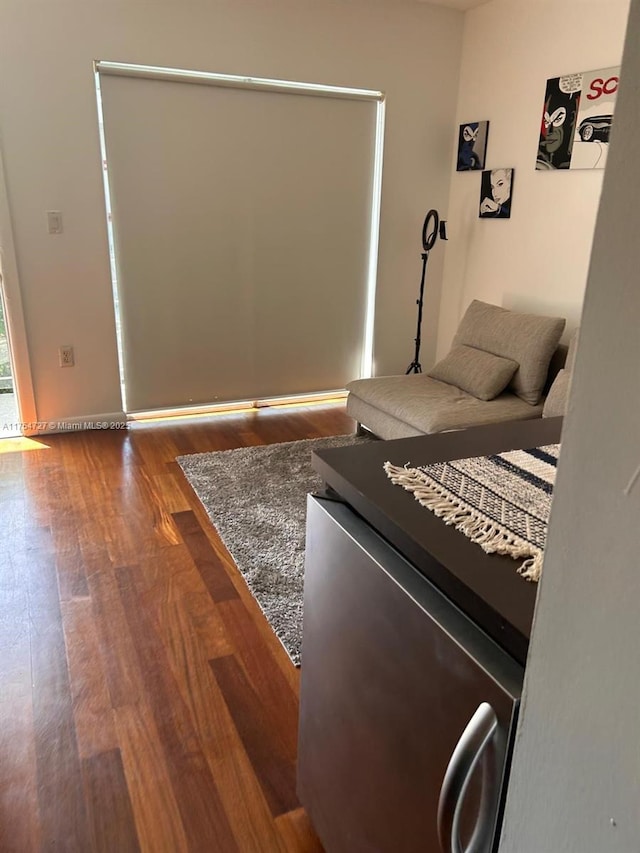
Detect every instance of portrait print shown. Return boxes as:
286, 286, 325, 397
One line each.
456, 121, 489, 171
479, 168, 514, 219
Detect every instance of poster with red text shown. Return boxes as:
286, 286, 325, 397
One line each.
571, 66, 619, 169
536, 66, 620, 171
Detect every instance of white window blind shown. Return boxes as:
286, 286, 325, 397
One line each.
97, 66, 380, 413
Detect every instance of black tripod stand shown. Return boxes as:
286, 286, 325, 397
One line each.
406, 209, 447, 374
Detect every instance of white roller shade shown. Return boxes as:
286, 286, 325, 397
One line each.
98, 69, 379, 412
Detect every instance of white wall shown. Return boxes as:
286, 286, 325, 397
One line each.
499, 0, 638, 847
436, 0, 630, 358
0, 0, 463, 423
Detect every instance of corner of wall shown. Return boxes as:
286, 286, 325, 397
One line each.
436, 0, 630, 359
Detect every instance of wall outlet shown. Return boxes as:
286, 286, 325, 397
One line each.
59, 345, 74, 367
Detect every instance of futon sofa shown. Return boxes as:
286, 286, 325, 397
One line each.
347, 300, 574, 440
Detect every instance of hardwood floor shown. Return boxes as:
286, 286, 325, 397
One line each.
0, 402, 354, 852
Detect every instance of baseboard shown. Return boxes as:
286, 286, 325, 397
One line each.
23, 412, 128, 437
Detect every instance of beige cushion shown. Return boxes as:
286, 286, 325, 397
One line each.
346, 394, 428, 439
542, 329, 578, 418
428, 344, 518, 401
565, 328, 580, 372
346, 374, 544, 436
453, 300, 566, 405
542, 369, 571, 418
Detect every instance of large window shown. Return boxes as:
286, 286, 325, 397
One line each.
96, 62, 384, 414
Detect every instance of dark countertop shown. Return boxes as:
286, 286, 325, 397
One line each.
312, 417, 564, 666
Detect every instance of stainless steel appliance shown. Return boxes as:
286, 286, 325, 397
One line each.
298, 495, 523, 853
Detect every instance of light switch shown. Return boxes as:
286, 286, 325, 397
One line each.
47, 210, 63, 234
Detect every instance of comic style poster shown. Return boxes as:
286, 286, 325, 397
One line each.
479, 168, 514, 219
536, 67, 620, 170
536, 75, 581, 169
572, 66, 619, 169
456, 121, 489, 171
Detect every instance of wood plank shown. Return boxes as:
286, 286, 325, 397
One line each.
218, 597, 301, 729
115, 564, 240, 852
60, 447, 170, 565
98, 508, 167, 567
172, 510, 239, 603
61, 598, 119, 759
115, 703, 189, 853
0, 690, 39, 853
170, 416, 255, 455
28, 543, 92, 849
19, 449, 55, 529
131, 555, 285, 851
59, 429, 131, 472
82, 748, 140, 853
56, 448, 138, 583
127, 426, 183, 474
153, 470, 191, 514
44, 461, 90, 599
210, 654, 299, 817
183, 589, 234, 659
133, 464, 182, 547
52, 518, 89, 600
132, 546, 233, 669
0, 549, 40, 853
55, 448, 99, 521
275, 807, 325, 853
86, 566, 145, 710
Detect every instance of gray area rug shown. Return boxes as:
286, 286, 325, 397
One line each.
177, 434, 368, 665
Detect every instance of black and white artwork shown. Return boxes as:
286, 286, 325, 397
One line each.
479, 168, 514, 219
456, 121, 489, 171
536, 67, 620, 170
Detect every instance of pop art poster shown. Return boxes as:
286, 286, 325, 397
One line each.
572, 66, 619, 169
536, 66, 620, 170
456, 121, 489, 171
479, 168, 514, 219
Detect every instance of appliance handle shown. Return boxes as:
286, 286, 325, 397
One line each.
437, 702, 498, 853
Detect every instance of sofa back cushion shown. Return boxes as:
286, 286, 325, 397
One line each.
564, 326, 579, 372
452, 300, 566, 405
428, 344, 518, 401
543, 328, 579, 418
542, 370, 570, 418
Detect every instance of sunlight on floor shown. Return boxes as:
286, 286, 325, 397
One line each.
0, 436, 49, 454
130, 395, 347, 425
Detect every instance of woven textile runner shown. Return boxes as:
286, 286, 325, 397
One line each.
384, 444, 560, 581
